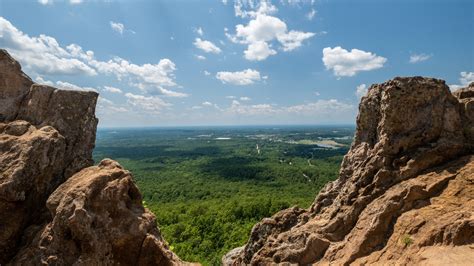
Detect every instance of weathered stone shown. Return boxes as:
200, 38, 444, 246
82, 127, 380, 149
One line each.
0, 50, 187, 265
10, 159, 185, 265
0, 121, 66, 263
225, 77, 474, 265
0, 49, 33, 121
16, 84, 98, 176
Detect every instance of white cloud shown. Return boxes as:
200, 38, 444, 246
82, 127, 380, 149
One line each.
38, 0, 83, 4
216, 69, 262, 85
322, 46, 387, 77
222, 0, 228, 4
449, 71, 474, 91
55, 81, 98, 92
195, 55, 206, 60
110, 21, 125, 35
103, 86, 123, 94
97, 96, 128, 116
306, 8, 316, 20
355, 84, 368, 98
35, 76, 97, 92
226, 95, 236, 99
459, 71, 474, 85
285, 99, 353, 115
0, 17, 97, 76
234, 0, 278, 18
409, 53, 432, 64
240, 96, 251, 101
202, 101, 213, 106
277, 30, 315, 51
204, 70, 211, 76
244, 41, 276, 61
125, 93, 171, 114
228, 3, 314, 60
193, 38, 222, 54
195, 27, 204, 36
88, 56, 183, 96
1, 15, 183, 97
158, 87, 188, 98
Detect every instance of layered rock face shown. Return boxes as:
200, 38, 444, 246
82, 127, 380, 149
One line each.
225, 77, 474, 265
0, 49, 184, 265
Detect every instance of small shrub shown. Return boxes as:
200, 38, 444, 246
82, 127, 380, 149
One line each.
401, 234, 413, 247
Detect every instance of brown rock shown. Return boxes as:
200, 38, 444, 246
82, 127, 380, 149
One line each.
225, 77, 474, 265
10, 159, 185, 265
0, 49, 98, 177
1, 50, 188, 265
16, 84, 99, 177
0, 49, 33, 121
0, 121, 66, 263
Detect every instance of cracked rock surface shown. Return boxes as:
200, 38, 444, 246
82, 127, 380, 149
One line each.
224, 77, 474, 265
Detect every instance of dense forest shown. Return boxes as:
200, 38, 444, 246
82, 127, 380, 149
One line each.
93, 126, 353, 265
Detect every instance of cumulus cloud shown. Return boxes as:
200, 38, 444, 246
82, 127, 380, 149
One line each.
449, 71, 474, 91
88, 56, 186, 97
216, 69, 262, 85
228, 1, 314, 61
158, 87, 188, 98
355, 84, 368, 98
35, 76, 98, 92
322, 46, 387, 77
240, 96, 251, 101
204, 70, 211, 76
244, 41, 276, 61
125, 93, 171, 114
224, 98, 354, 119
0, 17, 184, 97
193, 38, 222, 54
0, 17, 97, 76
103, 86, 123, 94
409, 53, 432, 64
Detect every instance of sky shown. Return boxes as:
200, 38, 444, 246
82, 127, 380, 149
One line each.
0, 0, 473, 127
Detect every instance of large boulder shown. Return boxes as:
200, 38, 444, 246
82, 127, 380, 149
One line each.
16, 85, 98, 177
10, 159, 184, 265
224, 77, 474, 265
0, 49, 98, 177
0, 121, 66, 263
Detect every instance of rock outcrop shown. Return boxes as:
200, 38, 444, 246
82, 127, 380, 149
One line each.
11, 159, 183, 265
225, 77, 474, 265
0, 121, 66, 262
0, 49, 184, 265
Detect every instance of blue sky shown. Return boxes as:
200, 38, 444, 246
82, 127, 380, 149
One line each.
0, 0, 472, 127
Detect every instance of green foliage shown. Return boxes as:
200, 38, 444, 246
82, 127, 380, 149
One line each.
401, 234, 413, 247
93, 126, 353, 265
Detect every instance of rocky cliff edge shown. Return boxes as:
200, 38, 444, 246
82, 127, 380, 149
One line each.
224, 77, 474, 265
0, 49, 186, 265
